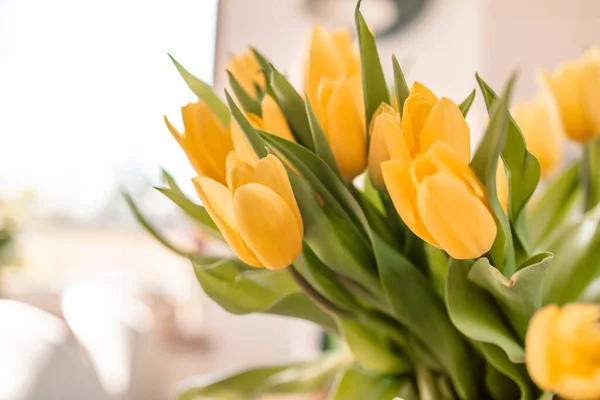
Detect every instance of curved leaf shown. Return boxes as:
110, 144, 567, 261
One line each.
328, 367, 402, 400
528, 161, 580, 248
446, 259, 525, 363
470, 75, 516, 275
392, 55, 409, 117
305, 96, 341, 178
168, 54, 230, 126
468, 254, 552, 339
459, 89, 476, 117
226, 70, 262, 116
225, 90, 268, 159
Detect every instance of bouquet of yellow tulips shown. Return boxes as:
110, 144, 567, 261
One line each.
126, 2, 600, 399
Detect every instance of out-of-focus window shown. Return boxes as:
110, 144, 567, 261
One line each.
0, 0, 218, 220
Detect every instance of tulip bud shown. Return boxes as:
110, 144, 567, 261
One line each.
193, 153, 303, 270
230, 95, 295, 166
303, 25, 361, 108
526, 303, 600, 400
368, 104, 396, 190
227, 49, 265, 98
382, 142, 496, 260
164, 100, 233, 185
316, 75, 367, 183
542, 47, 600, 142
513, 96, 563, 177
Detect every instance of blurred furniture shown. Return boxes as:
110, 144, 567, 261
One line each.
0, 300, 109, 400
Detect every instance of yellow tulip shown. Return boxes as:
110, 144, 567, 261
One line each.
230, 95, 295, 166
382, 142, 496, 259
368, 103, 395, 190
303, 25, 361, 108
193, 152, 303, 270
542, 47, 600, 142
164, 100, 233, 185
227, 49, 265, 98
316, 75, 367, 183
526, 303, 600, 400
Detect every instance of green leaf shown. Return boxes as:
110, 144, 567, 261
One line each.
193, 258, 336, 331
446, 259, 525, 363
468, 253, 552, 339
154, 187, 222, 240
226, 71, 262, 116
485, 362, 521, 400
476, 342, 536, 400
458, 89, 476, 117
415, 364, 444, 400
356, 1, 390, 136
376, 235, 476, 400
528, 162, 580, 248
328, 367, 402, 400
161, 168, 181, 192
305, 95, 341, 178
537, 392, 555, 400
123, 192, 191, 257
582, 139, 600, 211
470, 74, 516, 275
225, 90, 268, 159
268, 65, 314, 150
339, 320, 412, 374
476, 74, 541, 260
542, 204, 600, 305
178, 350, 348, 400
168, 54, 230, 126
392, 55, 410, 117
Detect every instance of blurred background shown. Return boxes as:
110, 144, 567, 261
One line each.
0, 0, 599, 398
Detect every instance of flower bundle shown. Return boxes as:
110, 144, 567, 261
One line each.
127, 2, 600, 399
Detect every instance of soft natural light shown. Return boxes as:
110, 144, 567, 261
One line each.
0, 0, 218, 219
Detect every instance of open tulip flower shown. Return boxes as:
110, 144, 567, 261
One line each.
128, 4, 600, 399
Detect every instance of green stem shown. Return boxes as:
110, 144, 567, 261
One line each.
582, 139, 600, 212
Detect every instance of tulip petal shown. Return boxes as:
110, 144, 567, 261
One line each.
304, 25, 345, 108
193, 177, 262, 267
525, 304, 559, 391
411, 82, 438, 103
402, 97, 434, 155
419, 97, 471, 163
331, 28, 360, 76
226, 151, 254, 193
326, 77, 367, 182
381, 159, 439, 246
227, 50, 264, 97
253, 155, 303, 233
581, 59, 600, 136
316, 78, 336, 138
375, 110, 411, 163
368, 111, 391, 189
261, 95, 295, 142
231, 113, 262, 166
417, 173, 496, 259
233, 183, 303, 270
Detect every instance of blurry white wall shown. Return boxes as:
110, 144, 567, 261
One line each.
0, 0, 218, 219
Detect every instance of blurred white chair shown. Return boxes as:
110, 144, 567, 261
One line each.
62, 280, 160, 400
0, 299, 108, 400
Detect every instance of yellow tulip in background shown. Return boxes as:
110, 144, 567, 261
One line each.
303, 25, 361, 108
316, 75, 366, 183
526, 303, 600, 400
542, 47, 600, 142
227, 49, 265, 97
376, 82, 495, 259
193, 153, 303, 270
230, 96, 295, 166
164, 100, 233, 185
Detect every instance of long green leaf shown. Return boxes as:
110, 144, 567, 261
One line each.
459, 89, 476, 117
542, 204, 600, 305
528, 161, 580, 248
178, 350, 347, 400
123, 192, 191, 257
168, 54, 230, 126
305, 95, 341, 178
446, 259, 525, 363
225, 90, 268, 159
470, 74, 516, 274
268, 65, 314, 150
226, 71, 262, 116
392, 55, 410, 117
356, 0, 390, 137
376, 235, 477, 400
328, 367, 402, 400
477, 74, 541, 260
